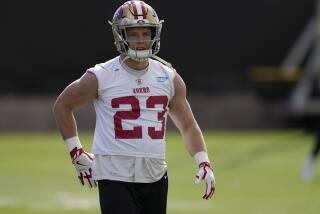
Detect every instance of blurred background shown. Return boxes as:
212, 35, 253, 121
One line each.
1, 0, 320, 214
0, 0, 318, 130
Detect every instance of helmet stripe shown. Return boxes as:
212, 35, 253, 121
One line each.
140, 1, 147, 19
130, 0, 139, 19
135, 2, 143, 19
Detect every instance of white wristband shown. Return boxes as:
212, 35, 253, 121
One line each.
193, 151, 210, 165
64, 136, 82, 152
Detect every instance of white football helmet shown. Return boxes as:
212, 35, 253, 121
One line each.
109, 1, 164, 62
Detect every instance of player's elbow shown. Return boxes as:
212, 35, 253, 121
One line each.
52, 96, 71, 119
52, 97, 62, 119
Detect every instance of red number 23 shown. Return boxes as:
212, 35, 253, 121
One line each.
111, 96, 168, 139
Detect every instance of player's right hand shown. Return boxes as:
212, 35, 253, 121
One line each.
70, 147, 97, 188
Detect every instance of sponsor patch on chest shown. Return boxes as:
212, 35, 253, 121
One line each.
156, 76, 169, 83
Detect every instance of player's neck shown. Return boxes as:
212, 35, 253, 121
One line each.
121, 54, 149, 71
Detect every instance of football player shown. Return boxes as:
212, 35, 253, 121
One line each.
302, 122, 320, 181
53, 1, 215, 213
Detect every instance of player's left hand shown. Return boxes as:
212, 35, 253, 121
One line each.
195, 162, 215, 199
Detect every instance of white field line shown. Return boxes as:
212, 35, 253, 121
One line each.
56, 192, 99, 210
168, 200, 211, 211
26, 192, 99, 212
0, 194, 211, 212
0, 196, 17, 207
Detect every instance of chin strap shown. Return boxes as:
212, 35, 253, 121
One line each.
120, 55, 131, 66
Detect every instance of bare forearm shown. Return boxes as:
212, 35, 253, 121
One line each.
53, 101, 78, 139
180, 122, 207, 156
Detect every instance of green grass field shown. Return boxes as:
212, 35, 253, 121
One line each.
0, 130, 319, 214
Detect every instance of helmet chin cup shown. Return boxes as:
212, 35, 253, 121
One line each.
127, 48, 152, 62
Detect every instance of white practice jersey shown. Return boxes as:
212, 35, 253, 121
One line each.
92, 154, 167, 183
88, 56, 176, 159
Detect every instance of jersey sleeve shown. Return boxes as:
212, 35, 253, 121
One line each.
86, 63, 110, 96
163, 65, 176, 101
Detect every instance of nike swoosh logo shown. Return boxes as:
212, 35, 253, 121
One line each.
76, 161, 87, 166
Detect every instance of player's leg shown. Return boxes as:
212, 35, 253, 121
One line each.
140, 172, 168, 214
302, 123, 320, 181
98, 180, 141, 214
312, 130, 320, 157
